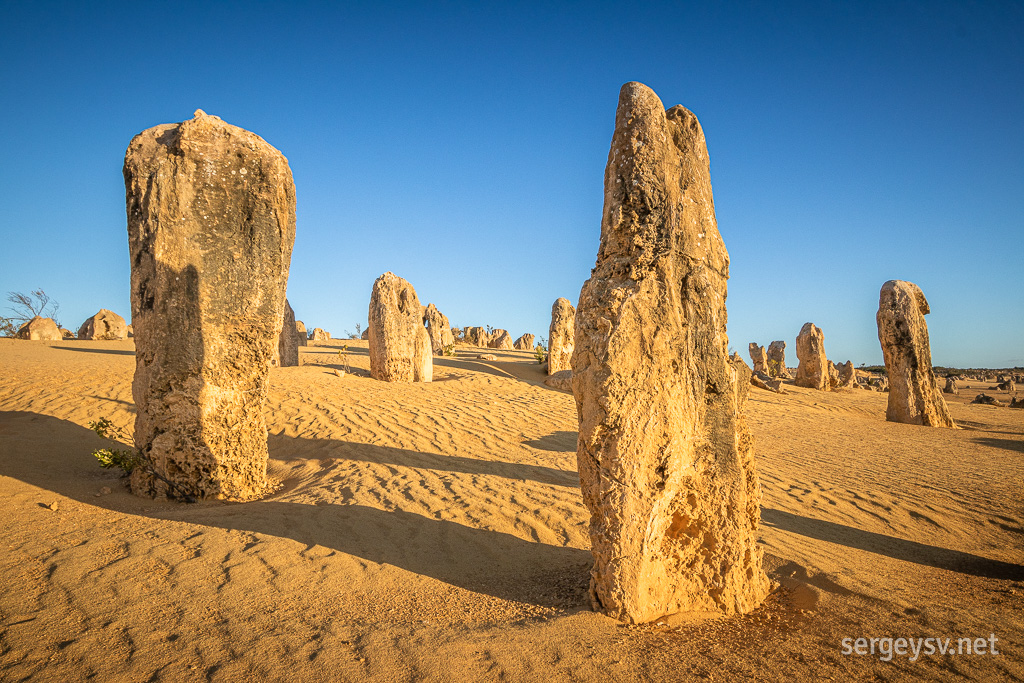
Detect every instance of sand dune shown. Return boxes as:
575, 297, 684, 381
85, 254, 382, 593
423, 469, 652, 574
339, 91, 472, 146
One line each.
1, 337, 1021, 681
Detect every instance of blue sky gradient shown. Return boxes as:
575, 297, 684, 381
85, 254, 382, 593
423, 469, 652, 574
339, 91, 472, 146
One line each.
1, 1, 1021, 366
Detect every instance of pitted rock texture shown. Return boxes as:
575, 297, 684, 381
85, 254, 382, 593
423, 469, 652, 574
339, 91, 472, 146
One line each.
944, 377, 959, 395
15, 317, 62, 341
514, 333, 536, 351
571, 82, 770, 624
548, 298, 575, 375
423, 303, 455, 355
273, 299, 299, 367
795, 323, 829, 390
837, 361, 856, 388
124, 109, 295, 500
368, 272, 432, 383
876, 280, 955, 428
78, 309, 128, 340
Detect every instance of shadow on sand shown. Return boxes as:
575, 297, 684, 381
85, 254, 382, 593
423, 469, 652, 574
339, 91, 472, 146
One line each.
0, 411, 589, 607
762, 508, 1024, 580
52, 346, 135, 356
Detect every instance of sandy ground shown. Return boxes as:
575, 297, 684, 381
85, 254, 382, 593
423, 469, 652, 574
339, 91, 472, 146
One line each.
0, 337, 1022, 682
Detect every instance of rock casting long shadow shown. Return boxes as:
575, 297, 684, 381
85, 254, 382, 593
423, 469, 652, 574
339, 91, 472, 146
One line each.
0, 411, 590, 607
762, 508, 1024, 580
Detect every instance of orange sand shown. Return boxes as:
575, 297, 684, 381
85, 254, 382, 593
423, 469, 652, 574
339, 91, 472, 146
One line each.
1, 337, 1021, 681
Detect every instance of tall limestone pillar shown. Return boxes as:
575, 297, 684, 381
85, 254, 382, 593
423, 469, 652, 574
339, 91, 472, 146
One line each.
572, 83, 770, 624
124, 110, 296, 500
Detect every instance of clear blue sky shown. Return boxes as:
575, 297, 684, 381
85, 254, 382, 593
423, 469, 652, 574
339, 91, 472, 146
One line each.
1, 1, 1021, 367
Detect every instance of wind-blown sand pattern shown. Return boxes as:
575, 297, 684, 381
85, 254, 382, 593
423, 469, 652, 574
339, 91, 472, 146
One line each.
1, 338, 1022, 680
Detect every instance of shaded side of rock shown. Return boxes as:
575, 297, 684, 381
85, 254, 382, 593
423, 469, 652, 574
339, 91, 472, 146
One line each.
544, 369, 572, 392
572, 82, 769, 624
876, 280, 956, 428
124, 109, 296, 500
766, 340, 788, 378
487, 329, 514, 350
272, 299, 299, 367
15, 316, 62, 341
794, 323, 829, 390
367, 272, 432, 382
548, 298, 575, 375
423, 303, 455, 355
78, 309, 128, 340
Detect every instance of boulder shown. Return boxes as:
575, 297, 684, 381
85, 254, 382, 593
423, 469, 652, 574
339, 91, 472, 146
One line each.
1010, 397, 1024, 409
272, 299, 299, 367
310, 328, 329, 342
837, 361, 856, 388
943, 377, 959, 395
876, 280, 956, 428
766, 340, 788, 378
544, 369, 573, 392
972, 393, 1002, 406
60, 328, 75, 339
514, 333, 535, 351
572, 82, 769, 624
124, 109, 296, 500
294, 320, 307, 347
487, 329, 514, 350
15, 316, 62, 341
126, 324, 134, 338
464, 326, 490, 347
476, 353, 498, 361
77, 309, 128, 340
422, 303, 455, 355
751, 371, 787, 394
794, 323, 829, 390
548, 298, 575, 375
361, 328, 369, 340
748, 343, 768, 374
367, 272, 432, 383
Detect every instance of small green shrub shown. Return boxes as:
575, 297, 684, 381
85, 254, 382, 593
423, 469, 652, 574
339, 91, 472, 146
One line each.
534, 345, 547, 365
89, 417, 196, 502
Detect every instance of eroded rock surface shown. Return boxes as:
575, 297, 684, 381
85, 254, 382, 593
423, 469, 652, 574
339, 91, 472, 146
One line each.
78, 309, 128, 340
124, 109, 296, 500
795, 323, 829, 390
367, 272, 432, 382
748, 343, 768, 374
766, 340, 788, 377
423, 303, 455, 355
548, 298, 575, 375
876, 280, 955, 427
487, 329, 514, 350
571, 82, 770, 624
295, 320, 307, 346
514, 333, 535, 351
273, 299, 299, 367
464, 327, 490, 347
310, 328, 329, 342
15, 316, 62, 341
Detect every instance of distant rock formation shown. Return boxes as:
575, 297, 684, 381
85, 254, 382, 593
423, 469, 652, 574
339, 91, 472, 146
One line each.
463, 326, 490, 347
15, 316, 62, 341
78, 309, 128, 340
837, 361, 856, 388
124, 109, 295, 500
548, 298, 575, 375
943, 377, 959, 395
766, 340, 788, 378
272, 299, 299, 367
60, 328, 75, 339
876, 280, 955, 428
422, 303, 455, 355
487, 329, 514, 350
367, 272, 432, 383
572, 82, 769, 624
310, 328, 329, 342
513, 333, 535, 351
972, 393, 1002, 406
295, 320, 307, 347
748, 343, 768, 374
794, 323, 828, 390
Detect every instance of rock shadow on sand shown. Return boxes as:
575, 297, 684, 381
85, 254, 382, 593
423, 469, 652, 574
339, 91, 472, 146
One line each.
52, 346, 136, 356
762, 508, 1024, 580
0, 411, 590, 608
